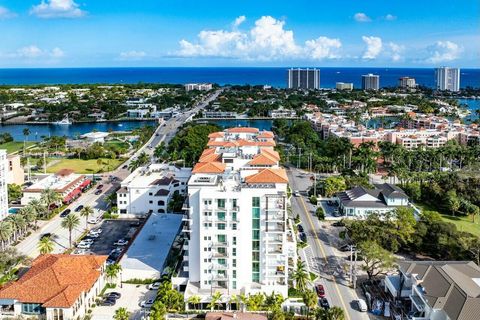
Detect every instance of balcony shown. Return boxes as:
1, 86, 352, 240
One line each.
182, 226, 191, 233
211, 273, 228, 281
267, 222, 285, 232
267, 246, 283, 254
210, 263, 229, 270
267, 214, 285, 221
410, 294, 426, 312
211, 251, 229, 258
211, 241, 229, 248
232, 206, 240, 211
268, 236, 283, 243
182, 214, 191, 222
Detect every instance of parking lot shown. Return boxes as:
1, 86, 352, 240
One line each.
319, 199, 343, 219
74, 219, 142, 262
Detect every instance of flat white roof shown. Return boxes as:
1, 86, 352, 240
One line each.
25, 173, 83, 192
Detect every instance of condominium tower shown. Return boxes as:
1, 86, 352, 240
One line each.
399, 77, 416, 89
435, 67, 460, 92
287, 68, 320, 90
183, 128, 296, 302
361, 74, 380, 90
0, 150, 8, 220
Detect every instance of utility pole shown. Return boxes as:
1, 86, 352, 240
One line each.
297, 148, 302, 169
43, 151, 47, 174
353, 248, 358, 289
313, 172, 317, 197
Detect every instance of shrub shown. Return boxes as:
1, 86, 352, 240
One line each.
315, 207, 325, 220
309, 195, 317, 205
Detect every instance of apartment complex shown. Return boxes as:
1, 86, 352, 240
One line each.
435, 67, 460, 92
399, 77, 416, 89
384, 260, 480, 320
183, 127, 296, 302
362, 74, 380, 90
335, 82, 353, 90
0, 150, 8, 220
287, 68, 320, 90
117, 163, 191, 216
5, 154, 24, 186
185, 83, 213, 91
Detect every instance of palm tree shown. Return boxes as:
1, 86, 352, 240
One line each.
292, 260, 310, 291
41, 188, 61, 216
315, 306, 345, 320
264, 292, 285, 316
96, 158, 104, 173
80, 206, 94, 231
303, 290, 318, 319
0, 220, 13, 249
7, 214, 27, 241
113, 307, 130, 320
23, 128, 30, 154
28, 199, 45, 226
208, 291, 223, 311
38, 236, 55, 254
105, 263, 122, 285
61, 214, 80, 248
188, 295, 201, 311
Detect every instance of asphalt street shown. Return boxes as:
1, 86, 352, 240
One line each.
287, 167, 369, 320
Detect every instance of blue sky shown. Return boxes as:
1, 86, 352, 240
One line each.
0, 0, 478, 67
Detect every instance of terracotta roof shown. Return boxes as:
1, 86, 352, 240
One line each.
255, 140, 276, 147
206, 313, 267, 320
245, 168, 288, 184
257, 131, 275, 138
260, 148, 280, 160
248, 151, 278, 166
55, 169, 74, 177
0, 254, 107, 308
207, 140, 231, 147
208, 132, 224, 138
227, 127, 259, 133
201, 148, 216, 156
199, 153, 222, 163
192, 162, 226, 174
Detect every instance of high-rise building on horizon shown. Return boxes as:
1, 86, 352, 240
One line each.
435, 67, 460, 92
361, 74, 380, 90
336, 82, 353, 90
0, 150, 9, 220
182, 127, 296, 303
399, 77, 416, 89
287, 68, 320, 90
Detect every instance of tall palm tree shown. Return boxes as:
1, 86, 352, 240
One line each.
41, 188, 61, 216
0, 221, 13, 250
315, 306, 345, 320
105, 263, 122, 284
208, 291, 223, 311
303, 290, 318, 319
38, 236, 55, 254
23, 128, 30, 154
292, 260, 310, 291
80, 206, 94, 231
7, 214, 27, 241
61, 214, 80, 248
238, 293, 248, 312
113, 307, 130, 320
28, 199, 45, 226
187, 295, 201, 311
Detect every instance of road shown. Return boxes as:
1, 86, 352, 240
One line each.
287, 167, 369, 320
16, 90, 222, 258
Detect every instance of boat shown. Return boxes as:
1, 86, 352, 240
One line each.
54, 115, 72, 125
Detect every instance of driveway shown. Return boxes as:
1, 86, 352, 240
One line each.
91, 284, 157, 320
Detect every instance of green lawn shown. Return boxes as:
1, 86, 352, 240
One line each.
414, 201, 480, 236
46, 158, 124, 174
0, 141, 35, 154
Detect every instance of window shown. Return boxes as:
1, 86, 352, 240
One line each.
252, 197, 260, 207
217, 223, 226, 230
217, 199, 226, 208
22, 303, 43, 315
218, 258, 226, 265
149, 200, 153, 204
233, 281, 237, 289
232, 212, 237, 221
232, 223, 237, 230
149, 192, 153, 196
232, 199, 237, 208
233, 270, 237, 278
218, 235, 226, 243
233, 259, 237, 267
252, 219, 260, 229
158, 200, 165, 206
233, 248, 236, 256
233, 237, 237, 245
217, 212, 226, 221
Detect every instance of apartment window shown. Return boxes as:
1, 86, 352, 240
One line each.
233, 236, 237, 245
22, 303, 43, 315
232, 212, 237, 221
233, 270, 237, 278
218, 258, 226, 265
233, 248, 236, 256
149, 200, 153, 204
233, 281, 237, 289
232, 199, 237, 208
252, 219, 260, 229
233, 259, 237, 267
217, 223, 226, 230
217, 199, 225, 208
252, 197, 260, 283
232, 223, 237, 230
252, 197, 260, 207
217, 212, 226, 221
149, 192, 153, 196
217, 235, 226, 243
204, 200, 212, 205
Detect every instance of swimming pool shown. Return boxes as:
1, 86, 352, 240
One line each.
8, 208, 20, 214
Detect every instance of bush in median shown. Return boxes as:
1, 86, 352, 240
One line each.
316, 207, 325, 220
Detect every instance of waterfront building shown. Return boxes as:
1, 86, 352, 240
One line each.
116, 163, 191, 216
0, 150, 8, 220
435, 67, 460, 92
181, 127, 296, 303
335, 82, 353, 90
398, 77, 416, 89
0, 254, 107, 320
361, 74, 380, 90
6, 154, 24, 186
79, 132, 109, 144
21, 169, 87, 205
202, 111, 238, 119
268, 108, 297, 118
185, 83, 213, 91
287, 68, 320, 90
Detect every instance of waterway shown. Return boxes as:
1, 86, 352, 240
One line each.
458, 99, 480, 122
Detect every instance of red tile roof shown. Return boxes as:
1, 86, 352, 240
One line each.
0, 254, 107, 308
227, 127, 260, 133
192, 162, 226, 174
245, 168, 288, 184
55, 169, 75, 177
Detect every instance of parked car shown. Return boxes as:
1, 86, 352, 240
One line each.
60, 209, 71, 217
90, 228, 102, 235
140, 299, 155, 308
40, 233, 52, 239
110, 248, 123, 255
105, 292, 121, 300
95, 189, 102, 195
77, 242, 91, 249
122, 165, 128, 169
72, 249, 86, 255
97, 184, 104, 189
100, 298, 116, 306
297, 224, 304, 233
299, 232, 307, 242
114, 239, 128, 246
87, 216, 101, 224
148, 282, 161, 290
79, 239, 94, 245
319, 298, 330, 309
332, 221, 345, 227
86, 233, 99, 238
315, 284, 325, 298
294, 190, 300, 197
354, 299, 368, 312
75, 205, 84, 212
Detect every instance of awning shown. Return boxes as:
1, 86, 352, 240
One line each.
79, 179, 91, 188
69, 188, 81, 198
63, 195, 72, 203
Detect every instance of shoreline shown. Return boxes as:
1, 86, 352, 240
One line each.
0, 118, 158, 126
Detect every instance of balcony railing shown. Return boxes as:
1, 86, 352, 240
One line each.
211, 252, 229, 258
210, 263, 229, 270
211, 274, 228, 281
211, 241, 229, 247
410, 294, 426, 312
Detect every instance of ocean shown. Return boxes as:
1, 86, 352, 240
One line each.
0, 67, 479, 88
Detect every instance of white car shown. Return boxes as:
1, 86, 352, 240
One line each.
89, 228, 102, 235
72, 249, 86, 255
147, 282, 161, 290
114, 239, 128, 246
77, 242, 91, 249
294, 190, 300, 197
354, 299, 368, 312
110, 248, 123, 255
80, 239, 94, 245
140, 299, 155, 308
87, 216, 101, 224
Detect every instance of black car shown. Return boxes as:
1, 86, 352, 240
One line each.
299, 232, 307, 242
95, 189, 102, 195
339, 244, 352, 252
319, 298, 330, 309
332, 221, 345, 227
99, 298, 116, 306
105, 292, 122, 299
297, 224, 304, 233
122, 165, 128, 169
96, 184, 104, 190
75, 205, 84, 212
40, 233, 52, 239
60, 209, 71, 217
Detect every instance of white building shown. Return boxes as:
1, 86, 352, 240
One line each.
398, 77, 416, 89
335, 82, 353, 90
185, 83, 213, 91
361, 74, 380, 90
117, 163, 191, 216
336, 183, 410, 219
181, 127, 296, 303
287, 68, 320, 90
268, 108, 297, 118
435, 67, 460, 92
80, 132, 109, 143
0, 150, 8, 220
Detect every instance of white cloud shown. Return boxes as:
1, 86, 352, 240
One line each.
233, 15, 246, 27
17, 46, 43, 58
14, 45, 65, 59
389, 42, 404, 62
354, 13, 371, 22
119, 51, 147, 60
51, 47, 65, 58
426, 41, 462, 63
362, 36, 383, 59
30, 0, 86, 18
384, 14, 397, 21
0, 6, 17, 19
177, 16, 342, 61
